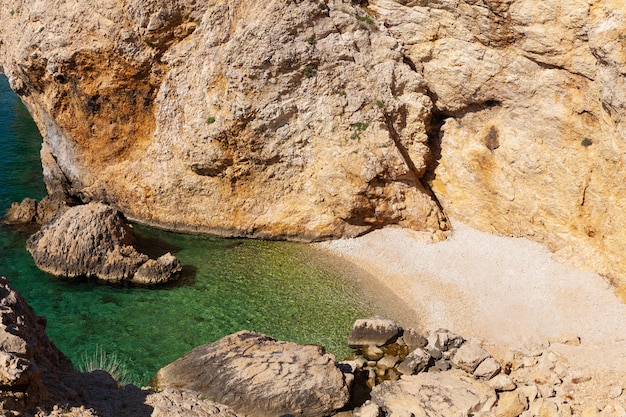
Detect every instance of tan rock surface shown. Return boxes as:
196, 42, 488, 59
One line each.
3, 0, 626, 281
368, 0, 626, 284
152, 330, 352, 417
0, 0, 445, 241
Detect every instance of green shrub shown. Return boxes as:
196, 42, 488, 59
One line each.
303, 65, 317, 78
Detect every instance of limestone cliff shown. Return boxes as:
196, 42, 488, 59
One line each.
0, 0, 446, 241
1, 0, 626, 284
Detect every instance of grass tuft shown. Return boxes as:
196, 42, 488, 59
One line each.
78, 345, 132, 387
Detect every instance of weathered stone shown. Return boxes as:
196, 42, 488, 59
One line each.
398, 328, 428, 352
548, 335, 581, 346
362, 345, 384, 361
0, 0, 448, 243
474, 357, 502, 380
152, 330, 351, 417
396, 348, 431, 375
488, 375, 517, 392
609, 385, 623, 399
348, 317, 401, 348
496, 390, 529, 417
528, 399, 559, 417
452, 342, 492, 373
369, 369, 497, 417
26, 202, 181, 284
354, 401, 381, 417
431, 359, 452, 372
4, 198, 37, 224
376, 354, 399, 371
147, 388, 239, 417
132, 253, 182, 285
0, 277, 74, 416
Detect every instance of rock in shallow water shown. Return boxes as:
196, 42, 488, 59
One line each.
151, 330, 352, 417
26, 202, 181, 284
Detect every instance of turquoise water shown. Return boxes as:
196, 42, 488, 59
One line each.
0, 75, 381, 385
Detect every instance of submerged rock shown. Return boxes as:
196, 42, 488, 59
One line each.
26, 202, 181, 284
151, 330, 352, 417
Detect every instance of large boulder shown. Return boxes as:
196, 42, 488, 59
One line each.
26, 202, 181, 284
151, 330, 352, 417
364, 369, 497, 417
348, 317, 402, 348
0, 0, 446, 242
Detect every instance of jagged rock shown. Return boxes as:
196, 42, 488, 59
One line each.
452, 342, 492, 373
147, 388, 239, 417
151, 330, 351, 417
368, 369, 497, 416
496, 390, 529, 417
398, 328, 427, 352
0, 0, 447, 242
354, 401, 381, 417
348, 317, 402, 347
376, 354, 399, 371
132, 253, 182, 285
0, 277, 74, 416
26, 202, 181, 284
474, 357, 502, 380
4, 198, 38, 224
362, 345, 385, 361
489, 375, 517, 392
396, 348, 431, 375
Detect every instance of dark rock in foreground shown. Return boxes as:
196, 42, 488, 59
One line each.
0, 276, 73, 416
26, 202, 181, 285
151, 330, 352, 417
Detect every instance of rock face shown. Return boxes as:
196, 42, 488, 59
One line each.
366, 0, 626, 284
2, 0, 626, 282
151, 330, 352, 417
0, 276, 74, 416
26, 202, 181, 284
0, 0, 446, 242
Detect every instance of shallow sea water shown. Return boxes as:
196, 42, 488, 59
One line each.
0, 75, 384, 384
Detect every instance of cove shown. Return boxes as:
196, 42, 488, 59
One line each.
0, 75, 390, 385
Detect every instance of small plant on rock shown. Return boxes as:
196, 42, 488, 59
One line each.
303, 64, 317, 78
78, 345, 132, 387
355, 13, 375, 26
349, 121, 370, 140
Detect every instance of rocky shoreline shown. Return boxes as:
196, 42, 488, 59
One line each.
0, 276, 620, 417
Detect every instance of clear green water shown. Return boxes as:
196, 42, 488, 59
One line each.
0, 75, 381, 385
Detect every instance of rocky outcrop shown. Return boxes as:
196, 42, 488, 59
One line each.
0, 276, 74, 416
0, 0, 446, 242
366, 0, 626, 285
151, 330, 352, 417
26, 202, 181, 284
0, 276, 239, 417
4, 0, 626, 283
